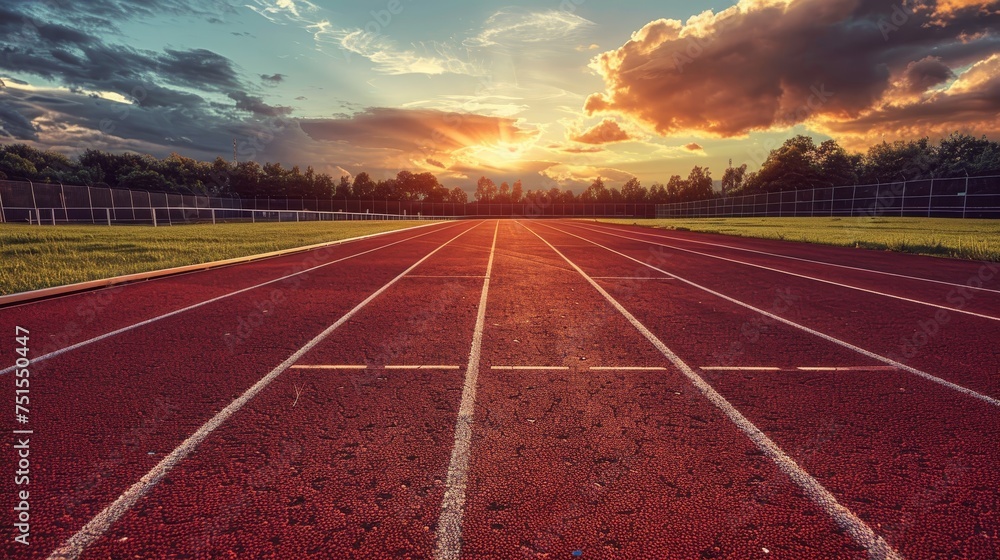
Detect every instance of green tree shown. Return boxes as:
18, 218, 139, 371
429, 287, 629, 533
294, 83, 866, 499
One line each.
511, 179, 523, 203
448, 187, 468, 204
721, 164, 747, 196
118, 169, 169, 191
683, 166, 713, 201
580, 176, 607, 202
352, 172, 376, 198
475, 176, 497, 202
620, 177, 646, 202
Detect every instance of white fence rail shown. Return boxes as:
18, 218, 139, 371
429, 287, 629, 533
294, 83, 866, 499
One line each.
0, 180, 443, 225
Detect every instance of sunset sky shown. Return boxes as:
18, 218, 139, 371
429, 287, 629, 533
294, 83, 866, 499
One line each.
1, 0, 998, 192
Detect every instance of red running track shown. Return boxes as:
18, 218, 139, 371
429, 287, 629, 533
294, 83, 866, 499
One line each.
1, 219, 996, 559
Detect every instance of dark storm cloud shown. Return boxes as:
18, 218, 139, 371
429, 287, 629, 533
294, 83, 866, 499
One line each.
261, 73, 285, 83
0, 98, 39, 140
158, 48, 242, 91
903, 56, 956, 93
229, 91, 293, 117
4, 0, 239, 33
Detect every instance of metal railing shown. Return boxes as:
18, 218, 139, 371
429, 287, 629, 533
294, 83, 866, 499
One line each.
655, 175, 1000, 219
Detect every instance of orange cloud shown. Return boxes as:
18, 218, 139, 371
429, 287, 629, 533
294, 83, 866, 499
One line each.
569, 118, 632, 144
584, 0, 1000, 142
300, 107, 538, 156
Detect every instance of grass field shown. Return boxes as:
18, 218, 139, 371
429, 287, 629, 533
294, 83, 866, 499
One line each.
596, 217, 1000, 262
0, 221, 441, 295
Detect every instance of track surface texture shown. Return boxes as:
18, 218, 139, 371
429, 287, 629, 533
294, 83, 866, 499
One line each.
1, 219, 996, 559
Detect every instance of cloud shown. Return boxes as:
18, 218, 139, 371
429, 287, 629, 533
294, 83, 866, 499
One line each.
468, 9, 595, 47
0, 96, 39, 140
539, 163, 635, 187
683, 142, 704, 152
902, 56, 956, 93
426, 158, 446, 168
228, 92, 293, 117
562, 146, 605, 154
7, 0, 238, 34
570, 118, 633, 144
818, 53, 1000, 148
585, 0, 1000, 142
260, 73, 285, 83
157, 48, 243, 91
299, 107, 538, 155
338, 31, 484, 76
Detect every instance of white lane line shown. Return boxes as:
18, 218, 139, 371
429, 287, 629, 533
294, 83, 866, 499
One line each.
384, 365, 461, 370
435, 221, 499, 560
584, 222, 1000, 294
0, 222, 466, 377
290, 365, 367, 370
589, 366, 668, 371
47, 222, 483, 560
490, 366, 570, 370
540, 222, 1000, 409
521, 221, 903, 560
407, 275, 489, 279
290, 365, 461, 370
591, 276, 675, 280
798, 366, 899, 372
566, 223, 1000, 322
701, 366, 782, 371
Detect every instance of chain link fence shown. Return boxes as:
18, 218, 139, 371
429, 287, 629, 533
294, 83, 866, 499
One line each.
655, 176, 1000, 219
0, 180, 657, 224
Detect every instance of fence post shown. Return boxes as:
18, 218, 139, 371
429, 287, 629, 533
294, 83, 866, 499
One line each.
962, 174, 969, 219
87, 185, 95, 224
874, 181, 880, 216
29, 180, 39, 225
60, 182, 68, 222
129, 189, 135, 222
212, 208, 216, 224
51, 208, 56, 226
106, 208, 111, 226
900, 178, 906, 217
0, 183, 5, 223
927, 177, 934, 218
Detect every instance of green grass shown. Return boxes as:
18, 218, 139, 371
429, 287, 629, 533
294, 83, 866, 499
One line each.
0, 221, 441, 295
595, 217, 1000, 262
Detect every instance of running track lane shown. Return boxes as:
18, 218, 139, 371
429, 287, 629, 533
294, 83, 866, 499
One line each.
0, 221, 465, 374
586, 221, 1000, 292
554, 220, 1000, 399
69, 221, 500, 559
528, 220, 999, 559
0, 221, 482, 559
457, 221, 875, 559
569, 221, 1000, 320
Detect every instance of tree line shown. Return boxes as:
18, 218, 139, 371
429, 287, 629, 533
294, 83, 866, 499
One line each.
1, 132, 997, 204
